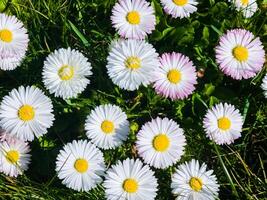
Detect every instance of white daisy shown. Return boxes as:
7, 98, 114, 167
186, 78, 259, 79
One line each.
85, 104, 130, 149
103, 158, 158, 200
261, 73, 267, 98
0, 13, 29, 70
0, 86, 55, 142
215, 29, 265, 80
153, 52, 198, 100
171, 159, 219, 200
203, 103, 243, 145
42, 48, 92, 99
160, 0, 198, 19
136, 117, 186, 169
0, 139, 31, 177
231, 0, 258, 18
106, 39, 159, 91
111, 0, 156, 39
55, 140, 105, 192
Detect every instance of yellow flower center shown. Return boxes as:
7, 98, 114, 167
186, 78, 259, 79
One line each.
125, 56, 141, 70
189, 177, 203, 192
173, 0, 188, 6
58, 65, 74, 80
74, 159, 89, 173
18, 105, 35, 121
240, 0, 249, 6
101, 120, 115, 134
0, 29, 13, 43
167, 69, 182, 84
217, 117, 231, 131
232, 46, 249, 62
5, 150, 20, 164
153, 134, 170, 152
126, 11, 140, 25
123, 178, 138, 193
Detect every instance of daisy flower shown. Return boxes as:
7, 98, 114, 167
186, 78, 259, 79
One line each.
153, 52, 197, 100
42, 48, 92, 99
0, 86, 54, 142
261, 73, 267, 98
0, 139, 31, 177
106, 39, 159, 91
160, 0, 198, 19
0, 13, 29, 70
136, 117, 186, 169
231, 0, 258, 18
55, 140, 105, 192
171, 159, 219, 200
111, 0, 156, 39
203, 103, 243, 145
103, 158, 158, 200
85, 104, 129, 149
0, 128, 22, 144
215, 29, 265, 80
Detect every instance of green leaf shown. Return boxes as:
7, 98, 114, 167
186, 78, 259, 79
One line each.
204, 83, 215, 96
202, 26, 209, 41
68, 20, 89, 47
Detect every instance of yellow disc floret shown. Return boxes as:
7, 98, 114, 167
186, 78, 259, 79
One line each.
18, 105, 35, 121
126, 11, 140, 25
6, 150, 20, 164
123, 178, 138, 193
232, 46, 249, 62
153, 134, 170, 152
167, 69, 182, 84
240, 0, 249, 6
58, 65, 74, 80
217, 117, 231, 131
74, 158, 89, 173
0, 29, 13, 43
125, 56, 141, 70
101, 120, 115, 134
173, 0, 188, 6
189, 177, 203, 192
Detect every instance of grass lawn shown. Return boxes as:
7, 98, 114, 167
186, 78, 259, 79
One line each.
0, 0, 266, 199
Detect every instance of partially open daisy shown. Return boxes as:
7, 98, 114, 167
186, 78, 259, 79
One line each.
136, 117, 186, 169
153, 52, 197, 100
56, 140, 105, 192
42, 48, 92, 99
103, 158, 158, 200
203, 103, 243, 145
0, 86, 54, 141
111, 0, 156, 39
0, 13, 29, 70
85, 104, 129, 149
107, 39, 159, 91
215, 29, 265, 80
0, 139, 31, 177
231, 0, 258, 18
160, 0, 198, 18
171, 159, 219, 200
261, 73, 267, 98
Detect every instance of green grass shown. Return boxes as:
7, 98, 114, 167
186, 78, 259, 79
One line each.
0, 0, 267, 199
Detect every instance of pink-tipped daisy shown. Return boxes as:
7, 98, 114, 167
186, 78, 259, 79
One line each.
160, 0, 198, 19
215, 29, 265, 80
203, 103, 243, 145
111, 0, 156, 39
153, 52, 197, 100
